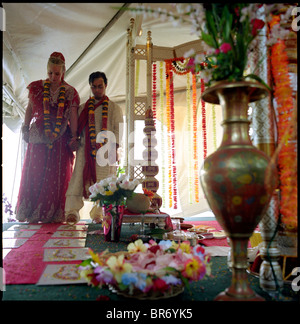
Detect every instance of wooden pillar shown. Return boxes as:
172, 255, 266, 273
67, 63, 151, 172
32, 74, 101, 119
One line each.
142, 31, 162, 209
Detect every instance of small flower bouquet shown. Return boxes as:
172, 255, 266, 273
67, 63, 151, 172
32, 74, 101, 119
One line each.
79, 239, 211, 299
89, 174, 140, 207
89, 175, 140, 241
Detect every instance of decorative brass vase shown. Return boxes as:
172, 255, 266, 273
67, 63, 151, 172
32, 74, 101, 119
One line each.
200, 81, 278, 301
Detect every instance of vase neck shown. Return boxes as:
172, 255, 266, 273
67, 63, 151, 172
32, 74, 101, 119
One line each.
217, 87, 252, 147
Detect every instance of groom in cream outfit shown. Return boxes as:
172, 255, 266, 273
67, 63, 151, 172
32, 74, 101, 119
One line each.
65, 71, 123, 224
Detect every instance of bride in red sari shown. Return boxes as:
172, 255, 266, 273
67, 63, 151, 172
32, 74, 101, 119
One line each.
16, 52, 80, 223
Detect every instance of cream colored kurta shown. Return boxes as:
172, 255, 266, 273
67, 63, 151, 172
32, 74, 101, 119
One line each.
65, 98, 123, 221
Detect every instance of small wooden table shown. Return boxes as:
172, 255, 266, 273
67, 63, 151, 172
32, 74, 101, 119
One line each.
122, 212, 171, 229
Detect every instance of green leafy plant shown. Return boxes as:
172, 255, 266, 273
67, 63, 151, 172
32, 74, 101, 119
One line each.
189, 4, 271, 88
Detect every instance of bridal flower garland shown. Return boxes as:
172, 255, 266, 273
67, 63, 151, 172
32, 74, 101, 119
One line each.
43, 80, 65, 148
79, 239, 211, 297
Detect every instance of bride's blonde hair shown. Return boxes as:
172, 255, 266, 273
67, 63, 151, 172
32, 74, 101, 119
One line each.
47, 52, 66, 80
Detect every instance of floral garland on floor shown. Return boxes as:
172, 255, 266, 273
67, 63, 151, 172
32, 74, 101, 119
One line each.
79, 239, 211, 298
88, 96, 109, 159
269, 16, 297, 231
43, 80, 66, 149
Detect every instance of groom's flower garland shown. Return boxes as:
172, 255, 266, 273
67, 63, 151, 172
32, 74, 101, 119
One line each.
43, 80, 66, 149
88, 96, 109, 159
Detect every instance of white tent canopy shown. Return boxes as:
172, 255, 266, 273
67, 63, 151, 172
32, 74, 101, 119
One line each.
3, 3, 202, 112
3, 3, 223, 218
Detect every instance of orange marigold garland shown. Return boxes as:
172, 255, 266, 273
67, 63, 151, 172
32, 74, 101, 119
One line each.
43, 79, 66, 149
88, 97, 96, 158
43, 80, 51, 140
143, 188, 155, 200
270, 29, 297, 230
88, 96, 109, 159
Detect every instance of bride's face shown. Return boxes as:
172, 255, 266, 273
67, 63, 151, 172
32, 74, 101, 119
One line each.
47, 64, 64, 85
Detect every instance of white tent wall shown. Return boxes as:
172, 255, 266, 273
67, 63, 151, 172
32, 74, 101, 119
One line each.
169, 90, 223, 217
2, 3, 225, 219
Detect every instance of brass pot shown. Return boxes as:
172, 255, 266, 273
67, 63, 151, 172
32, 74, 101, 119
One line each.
200, 81, 278, 301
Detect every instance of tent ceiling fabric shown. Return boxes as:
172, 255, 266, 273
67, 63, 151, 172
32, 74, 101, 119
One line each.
2, 3, 213, 217
3, 2, 199, 121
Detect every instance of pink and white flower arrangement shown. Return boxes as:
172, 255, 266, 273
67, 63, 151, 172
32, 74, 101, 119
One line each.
180, 3, 292, 86
79, 239, 211, 298
89, 174, 140, 206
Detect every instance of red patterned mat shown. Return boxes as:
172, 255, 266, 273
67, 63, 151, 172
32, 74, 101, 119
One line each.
3, 223, 85, 284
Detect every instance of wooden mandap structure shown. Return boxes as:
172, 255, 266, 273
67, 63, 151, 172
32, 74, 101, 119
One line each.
125, 18, 207, 210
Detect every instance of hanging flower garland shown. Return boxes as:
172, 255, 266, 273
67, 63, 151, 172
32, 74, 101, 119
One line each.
165, 61, 172, 208
270, 37, 297, 231
169, 66, 178, 209
152, 62, 157, 122
164, 58, 209, 205
200, 78, 207, 160
211, 104, 217, 151
169, 57, 191, 75
164, 57, 192, 76
43, 80, 66, 149
88, 96, 109, 159
186, 72, 193, 204
159, 61, 166, 208
165, 60, 178, 209
192, 73, 200, 203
